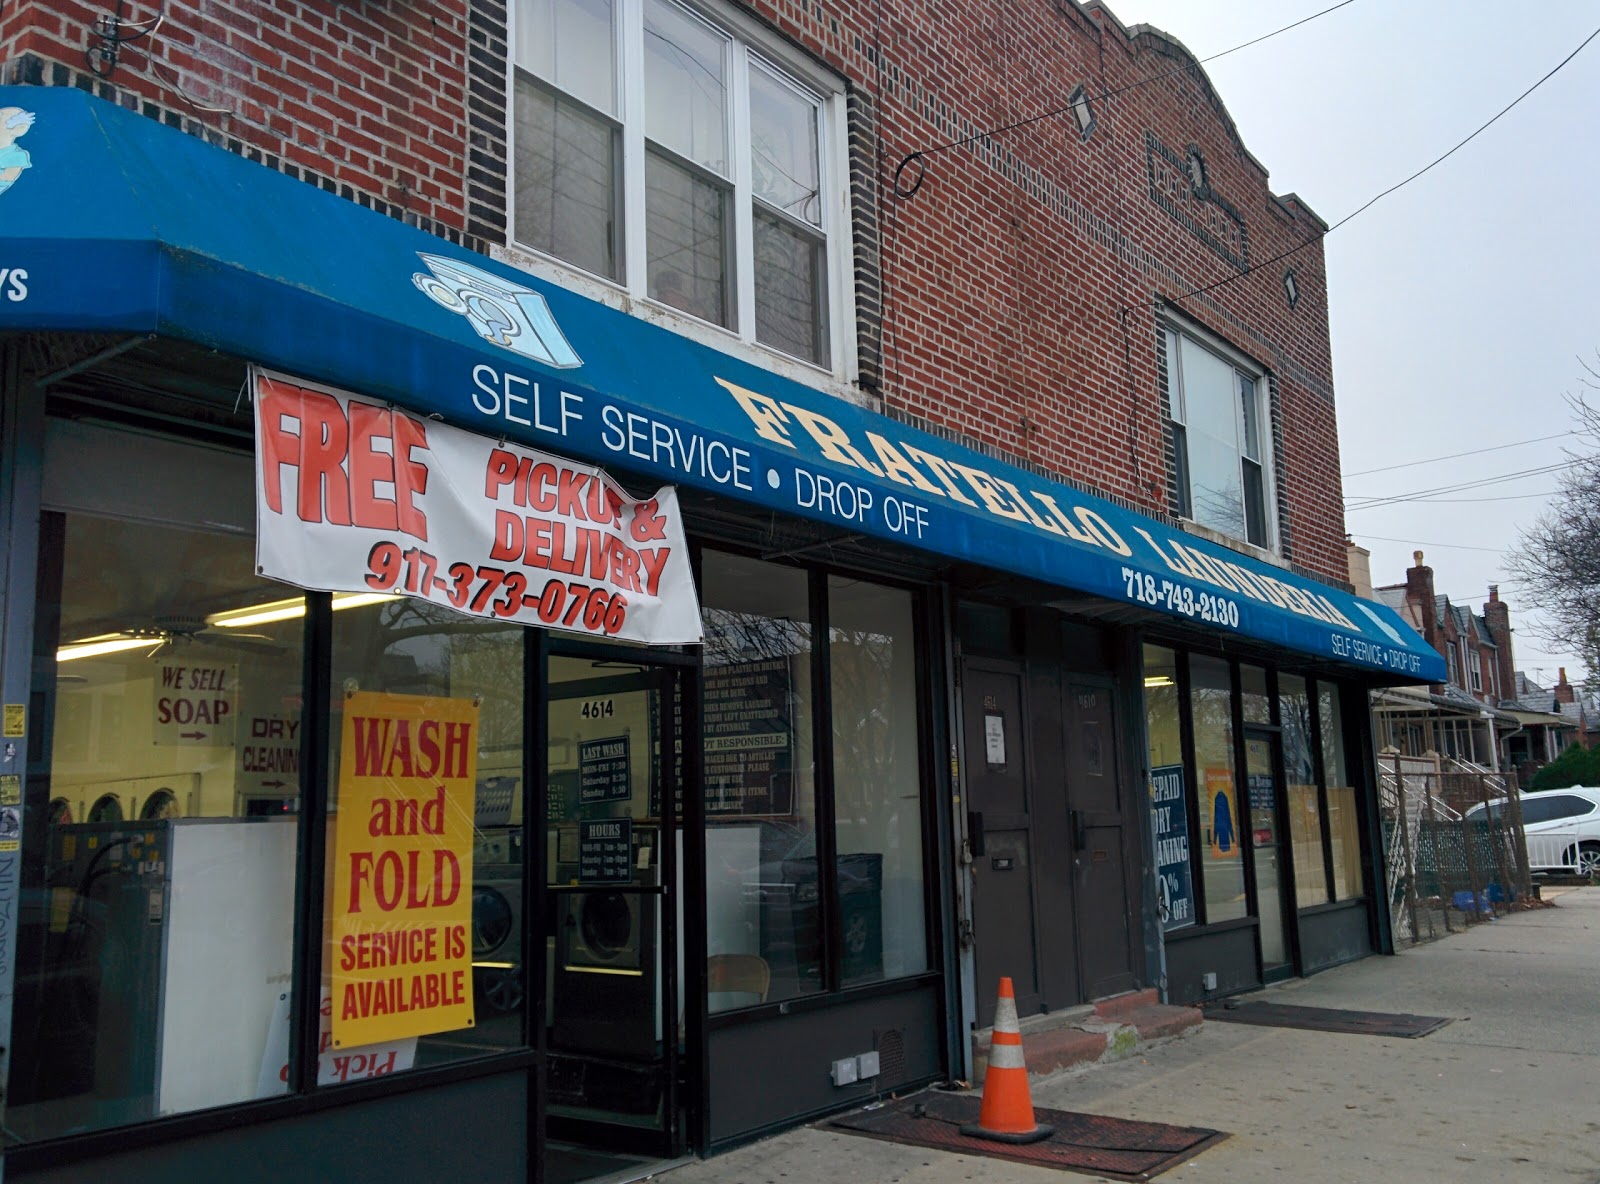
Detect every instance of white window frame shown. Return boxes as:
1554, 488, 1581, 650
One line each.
1162, 320, 1277, 552
506, 0, 856, 383
1469, 651, 1483, 693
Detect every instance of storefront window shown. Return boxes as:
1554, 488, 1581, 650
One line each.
829, 576, 926, 983
1143, 646, 1194, 931
11, 498, 303, 1139
1281, 675, 1330, 909
700, 551, 819, 1010
1240, 663, 1270, 725
1320, 687, 1364, 899
1190, 656, 1246, 922
324, 599, 527, 1078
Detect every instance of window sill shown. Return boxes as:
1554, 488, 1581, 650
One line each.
1174, 518, 1285, 568
489, 242, 870, 409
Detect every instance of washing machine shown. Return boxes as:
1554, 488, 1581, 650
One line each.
551, 890, 656, 1060
470, 826, 524, 1014
563, 891, 643, 972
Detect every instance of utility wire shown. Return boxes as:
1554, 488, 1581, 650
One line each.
1170, 22, 1600, 306
1351, 533, 1506, 554
1345, 457, 1583, 510
1343, 431, 1579, 478
892, 0, 1358, 196
1365, 491, 1558, 506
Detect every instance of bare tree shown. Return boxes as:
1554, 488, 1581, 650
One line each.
1508, 355, 1600, 670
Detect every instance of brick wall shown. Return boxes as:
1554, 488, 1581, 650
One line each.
3, 0, 474, 237
2, 0, 1353, 585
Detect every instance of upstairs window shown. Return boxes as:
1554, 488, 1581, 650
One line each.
512, 0, 841, 368
1163, 326, 1272, 549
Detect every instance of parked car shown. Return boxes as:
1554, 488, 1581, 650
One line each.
1465, 786, 1600, 875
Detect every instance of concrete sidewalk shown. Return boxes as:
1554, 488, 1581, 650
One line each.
662, 887, 1600, 1184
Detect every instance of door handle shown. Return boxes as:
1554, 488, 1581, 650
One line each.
1070, 809, 1087, 852
967, 811, 986, 858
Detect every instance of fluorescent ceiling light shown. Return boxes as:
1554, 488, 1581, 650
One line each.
1143, 675, 1174, 688
57, 637, 163, 663
58, 591, 400, 661
209, 597, 305, 628
210, 591, 397, 629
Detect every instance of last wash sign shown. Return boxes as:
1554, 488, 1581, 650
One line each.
252, 367, 702, 645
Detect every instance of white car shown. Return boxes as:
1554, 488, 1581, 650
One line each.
1467, 786, 1600, 875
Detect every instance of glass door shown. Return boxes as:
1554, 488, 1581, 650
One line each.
1243, 729, 1294, 982
542, 650, 688, 1175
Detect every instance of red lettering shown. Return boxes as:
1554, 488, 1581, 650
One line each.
441, 721, 471, 779
385, 720, 415, 778
347, 851, 374, 913
484, 447, 519, 501
348, 402, 400, 531
434, 849, 461, 907
300, 390, 352, 526
351, 717, 388, 777
391, 413, 430, 541
490, 509, 523, 561
639, 547, 671, 597
257, 379, 303, 517
530, 463, 558, 513
374, 850, 404, 911
555, 469, 590, 519
416, 720, 440, 778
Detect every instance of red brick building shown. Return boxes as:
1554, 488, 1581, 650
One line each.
1375, 554, 1576, 773
0, 3, 1438, 1180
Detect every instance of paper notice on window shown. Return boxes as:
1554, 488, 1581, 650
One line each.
984, 712, 1006, 766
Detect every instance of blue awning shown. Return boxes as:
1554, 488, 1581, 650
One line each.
0, 87, 1443, 682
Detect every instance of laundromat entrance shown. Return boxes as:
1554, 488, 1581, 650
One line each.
542, 647, 695, 1175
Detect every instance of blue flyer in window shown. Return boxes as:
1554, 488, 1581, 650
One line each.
1150, 764, 1195, 931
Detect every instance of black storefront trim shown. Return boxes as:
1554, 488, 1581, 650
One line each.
1162, 915, 1259, 944
1297, 896, 1368, 919
703, 969, 945, 1030
4, 1051, 538, 1174
288, 591, 332, 1096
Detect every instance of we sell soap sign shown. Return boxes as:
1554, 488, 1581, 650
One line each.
332, 692, 478, 1047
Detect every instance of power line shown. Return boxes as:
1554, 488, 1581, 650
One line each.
1342, 431, 1579, 478
1345, 458, 1583, 510
1387, 492, 1558, 505
1352, 533, 1507, 554
1169, 22, 1600, 307
892, 0, 1358, 197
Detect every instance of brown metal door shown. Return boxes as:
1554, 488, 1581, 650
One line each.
962, 659, 1042, 1026
1064, 680, 1137, 1000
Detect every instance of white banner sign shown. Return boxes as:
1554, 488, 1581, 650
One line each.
253, 368, 702, 644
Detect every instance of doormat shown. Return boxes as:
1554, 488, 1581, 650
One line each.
827, 1091, 1226, 1181
1201, 1000, 1452, 1038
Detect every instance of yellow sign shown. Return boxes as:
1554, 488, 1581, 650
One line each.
1205, 767, 1240, 859
3, 703, 23, 737
331, 692, 478, 1048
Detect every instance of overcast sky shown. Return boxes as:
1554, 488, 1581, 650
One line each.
1102, 0, 1600, 687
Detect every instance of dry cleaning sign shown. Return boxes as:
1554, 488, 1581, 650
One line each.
252, 367, 701, 645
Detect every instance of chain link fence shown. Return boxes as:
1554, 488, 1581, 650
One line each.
1378, 753, 1536, 948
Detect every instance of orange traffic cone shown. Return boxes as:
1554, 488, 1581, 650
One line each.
960, 977, 1054, 1144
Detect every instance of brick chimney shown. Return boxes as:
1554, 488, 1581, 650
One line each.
1482, 585, 1516, 704
1555, 667, 1575, 705
1405, 551, 1440, 664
